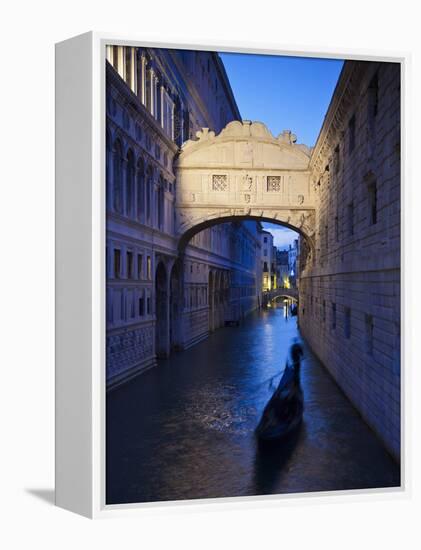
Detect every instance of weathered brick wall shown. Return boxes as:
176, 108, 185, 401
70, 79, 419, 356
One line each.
299, 61, 401, 460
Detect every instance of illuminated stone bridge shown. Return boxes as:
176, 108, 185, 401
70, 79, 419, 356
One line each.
174, 120, 316, 270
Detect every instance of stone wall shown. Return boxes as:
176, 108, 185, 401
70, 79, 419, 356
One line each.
299, 61, 401, 460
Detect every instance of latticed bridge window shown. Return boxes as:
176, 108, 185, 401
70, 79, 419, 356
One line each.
267, 176, 281, 192
212, 174, 228, 191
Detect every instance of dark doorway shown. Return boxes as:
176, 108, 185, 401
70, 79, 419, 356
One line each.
155, 262, 169, 358
170, 261, 182, 351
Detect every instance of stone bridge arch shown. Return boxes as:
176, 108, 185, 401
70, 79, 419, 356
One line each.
174, 120, 317, 269
270, 291, 299, 301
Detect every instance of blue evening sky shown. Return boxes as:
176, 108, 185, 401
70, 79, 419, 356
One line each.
220, 52, 343, 250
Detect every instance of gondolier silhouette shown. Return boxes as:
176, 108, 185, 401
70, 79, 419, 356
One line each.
255, 339, 304, 442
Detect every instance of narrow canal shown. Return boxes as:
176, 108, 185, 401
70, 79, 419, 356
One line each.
106, 304, 400, 504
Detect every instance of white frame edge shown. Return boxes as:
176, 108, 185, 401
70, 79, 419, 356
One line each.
55, 31, 410, 519
56, 32, 95, 518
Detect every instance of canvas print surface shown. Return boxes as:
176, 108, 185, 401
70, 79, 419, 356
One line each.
105, 45, 401, 505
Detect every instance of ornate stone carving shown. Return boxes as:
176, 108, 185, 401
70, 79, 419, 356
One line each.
212, 174, 228, 191
195, 127, 215, 142
106, 325, 154, 378
175, 120, 315, 243
277, 130, 297, 144
243, 174, 253, 191
267, 176, 281, 192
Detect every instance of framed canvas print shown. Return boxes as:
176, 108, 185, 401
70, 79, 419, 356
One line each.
55, 32, 406, 518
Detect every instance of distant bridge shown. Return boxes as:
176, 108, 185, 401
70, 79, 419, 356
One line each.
263, 288, 298, 307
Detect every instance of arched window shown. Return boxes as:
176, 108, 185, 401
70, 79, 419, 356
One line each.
136, 157, 145, 221
156, 76, 162, 123
145, 165, 153, 225
126, 149, 135, 217
112, 139, 123, 213
137, 52, 145, 104
157, 177, 165, 230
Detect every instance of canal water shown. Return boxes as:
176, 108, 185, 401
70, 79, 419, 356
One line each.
106, 304, 400, 504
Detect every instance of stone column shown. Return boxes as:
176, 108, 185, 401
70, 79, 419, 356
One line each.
160, 85, 164, 127
140, 55, 146, 105
179, 102, 185, 144
153, 75, 159, 120
171, 101, 175, 141
130, 47, 137, 94
117, 46, 124, 80
121, 158, 127, 217
151, 181, 159, 229
133, 165, 138, 223
106, 45, 113, 65
150, 69, 155, 116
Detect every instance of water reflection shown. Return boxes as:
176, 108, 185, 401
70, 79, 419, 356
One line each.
251, 424, 305, 495
106, 308, 400, 504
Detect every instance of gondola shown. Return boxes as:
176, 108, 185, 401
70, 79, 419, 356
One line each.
255, 342, 304, 442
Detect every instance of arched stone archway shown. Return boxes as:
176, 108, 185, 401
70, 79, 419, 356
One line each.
272, 294, 298, 303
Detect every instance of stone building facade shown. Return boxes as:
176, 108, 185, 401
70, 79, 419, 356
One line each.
276, 249, 290, 288
106, 46, 262, 387
105, 49, 401, 461
261, 230, 275, 291
288, 238, 299, 287
299, 61, 401, 460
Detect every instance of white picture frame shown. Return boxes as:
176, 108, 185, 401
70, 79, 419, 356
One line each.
55, 31, 408, 519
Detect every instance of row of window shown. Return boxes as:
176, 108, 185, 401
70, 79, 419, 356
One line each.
262, 262, 276, 273
183, 286, 253, 310
210, 174, 294, 193
332, 72, 379, 174
107, 288, 152, 324
321, 178, 378, 253
304, 297, 374, 354
110, 248, 152, 281
193, 224, 252, 259
185, 286, 209, 310
107, 140, 168, 230
106, 46, 181, 143
108, 278, 235, 322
